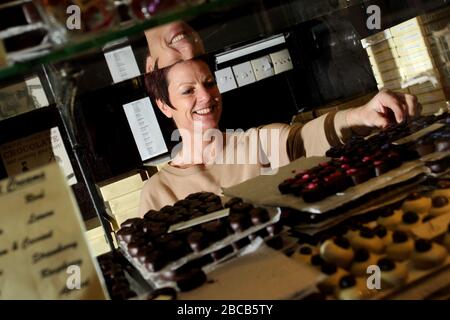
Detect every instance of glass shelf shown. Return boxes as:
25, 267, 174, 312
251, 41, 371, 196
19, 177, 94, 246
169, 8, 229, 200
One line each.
0, 0, 245, 81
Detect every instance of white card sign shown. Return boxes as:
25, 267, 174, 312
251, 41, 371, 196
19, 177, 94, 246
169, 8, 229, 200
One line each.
0, 163, 107, 299
123, 97, 168, 161
104, 46, 141, 83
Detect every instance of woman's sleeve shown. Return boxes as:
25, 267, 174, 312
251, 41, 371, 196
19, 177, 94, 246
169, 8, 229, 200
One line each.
286, 109, 354, 161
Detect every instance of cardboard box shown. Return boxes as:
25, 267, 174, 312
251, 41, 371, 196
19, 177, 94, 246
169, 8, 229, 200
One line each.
390, 18, 422, 37
371, 58, 398, 73
97, 169, 148, 201
373, 68, 403, 82
361, 29, 393, 48
417, 89, 446, 104
421, 100, 449, 115
106, 188, 141, 214
85, 218, 116, 257
366, 38, 397, 56
408, 80, 443, 95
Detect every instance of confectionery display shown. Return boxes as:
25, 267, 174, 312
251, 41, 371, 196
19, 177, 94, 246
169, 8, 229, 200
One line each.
97, 251, 138, 300
411, 239, 448, 270
278, 114, 450, 204
115, 193, 281, 292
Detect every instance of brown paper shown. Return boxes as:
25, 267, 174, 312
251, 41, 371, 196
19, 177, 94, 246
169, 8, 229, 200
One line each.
0, 163, 107, 299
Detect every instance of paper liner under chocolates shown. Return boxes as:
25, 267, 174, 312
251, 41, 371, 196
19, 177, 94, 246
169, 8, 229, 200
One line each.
223, 156, 428, 214
119, 207, 281, 289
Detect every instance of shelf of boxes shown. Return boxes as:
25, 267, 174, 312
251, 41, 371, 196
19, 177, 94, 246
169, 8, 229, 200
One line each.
362, 6, 450, 115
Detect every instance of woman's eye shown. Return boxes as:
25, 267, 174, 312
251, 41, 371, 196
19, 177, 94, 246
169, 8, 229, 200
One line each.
181, 88, 194, 95
205, 80, 217, 88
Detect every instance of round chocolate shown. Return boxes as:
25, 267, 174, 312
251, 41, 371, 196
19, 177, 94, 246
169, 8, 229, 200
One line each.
250, 207, 270, 225
374, 226, 387, 238
120, 218, 143, 230
144, 250, 167, 272
187, 231, 209, 252
339, 275, 356, 289
402, 211, 419, 224
202, 220, 228, 241
359, 228, 375, 239
333, 237, 351, 249
432, 196, 448, 208
311, 254, 325, 266
392, 231, 408, 243
299, 246, 313, 255
225, 197, 243, 208
160, 205, 175, 214
321, 263, 338, 275
354, 249, 370, 262
127, 240, 144, 257
230, 202, 254, 214
143, 210, 160, 220
228, 214, 252, 232
205, 203, 223, 214
174, 199, 191, 208
265, 224, 281, 237
116, 227, 134, 243
378, 258, 395, 271
414, 239, 432, 253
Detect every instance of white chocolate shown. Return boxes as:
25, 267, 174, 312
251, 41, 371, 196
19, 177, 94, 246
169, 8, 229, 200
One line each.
350, 254, 379, 277
380, 262, 409, 287
318, 268, 348, 295
432, 189, 450, 200
377, 210, 403, 230
429, 203, 450, 217
320, 239, 354, 268
395, 220, 421, 233
386, 238, 414, 261
402, 197, 432, 215
337, 278, 374, 300
292, 246, 318, 265
350, 235, 385, 254
412, 243, 448, 270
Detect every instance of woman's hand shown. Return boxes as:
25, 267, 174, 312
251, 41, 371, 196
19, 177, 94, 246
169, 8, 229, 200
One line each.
346, 90, 422, 133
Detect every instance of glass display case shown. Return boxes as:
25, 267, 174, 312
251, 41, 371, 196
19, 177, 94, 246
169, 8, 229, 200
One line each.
0, 0, 449, 279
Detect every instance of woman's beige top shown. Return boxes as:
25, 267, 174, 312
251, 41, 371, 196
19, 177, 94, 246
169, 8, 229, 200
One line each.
139, 110, 354, 215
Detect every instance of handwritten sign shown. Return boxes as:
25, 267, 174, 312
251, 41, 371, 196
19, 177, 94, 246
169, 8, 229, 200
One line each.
0, 163, 107, 299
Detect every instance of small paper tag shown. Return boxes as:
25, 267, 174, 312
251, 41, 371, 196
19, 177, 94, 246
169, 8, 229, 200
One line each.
168, 208, 230, 233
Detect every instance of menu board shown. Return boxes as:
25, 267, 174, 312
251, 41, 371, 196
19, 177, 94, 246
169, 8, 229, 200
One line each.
0, 163, 107, 299
0, 127, 77, 186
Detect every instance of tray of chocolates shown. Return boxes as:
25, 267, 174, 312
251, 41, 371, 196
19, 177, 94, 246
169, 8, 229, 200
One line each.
288, 180, 450, 300
115, 193, 282, 291
224, 114, 450, 214
97, 250, 151, 300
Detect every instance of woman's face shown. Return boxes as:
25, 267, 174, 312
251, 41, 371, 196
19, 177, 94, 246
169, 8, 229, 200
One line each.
162, 60, 222, 133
